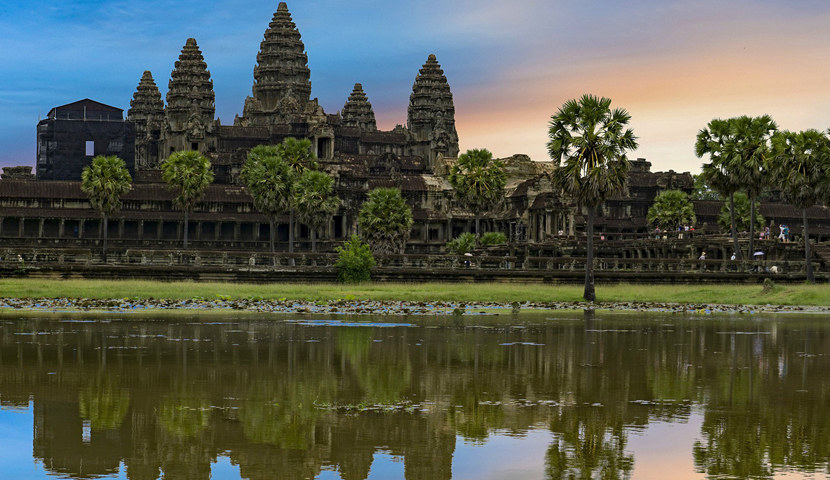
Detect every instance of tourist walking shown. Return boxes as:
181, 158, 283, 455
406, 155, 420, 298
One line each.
778, 224, 786, 242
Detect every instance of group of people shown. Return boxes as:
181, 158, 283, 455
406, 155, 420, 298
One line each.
777, 224, 790, 243
653, 225, 696, 239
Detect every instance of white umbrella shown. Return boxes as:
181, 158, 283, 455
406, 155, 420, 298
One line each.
464, 253, 473, 257
753, 251, 764, 256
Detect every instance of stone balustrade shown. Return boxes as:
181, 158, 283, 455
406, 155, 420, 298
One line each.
0, 247, 822, 280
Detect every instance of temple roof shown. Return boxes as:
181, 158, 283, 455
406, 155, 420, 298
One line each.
128, 71, 164, 120
47, 99, 123, 120
342, 83, 377, 132
166, 38, 215, 122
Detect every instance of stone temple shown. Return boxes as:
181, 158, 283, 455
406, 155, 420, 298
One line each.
5, 2, 827, 255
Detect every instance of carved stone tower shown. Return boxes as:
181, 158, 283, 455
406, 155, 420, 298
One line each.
342, 83, 377, 132
127, 71, 164, 169
237, 2, 312, 126
162, 38, 216, 156
407, 54, 459, 170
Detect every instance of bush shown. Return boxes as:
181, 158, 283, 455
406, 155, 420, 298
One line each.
446, 233, 476, 254
334, 235, 376, 283
480, 231, 507, 246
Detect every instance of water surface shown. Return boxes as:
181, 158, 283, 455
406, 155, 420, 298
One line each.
1, 310, 828, 479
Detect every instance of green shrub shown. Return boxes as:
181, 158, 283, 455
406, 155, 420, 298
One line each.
334, 235, 376, 283
446, 232, 476, 254
481, 231, 507, 246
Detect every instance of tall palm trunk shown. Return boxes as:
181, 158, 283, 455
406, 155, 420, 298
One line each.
102, 213, 108, 263
289, 210, 295, 253
183, 210, 189, 249
269, 219, 276, 253
748, 196, 756, 260
803, 208, 814, 283
475, 213, 480, 248
729, 192, 741, 260
288, 210, 295, 266
584, 206, 596, 302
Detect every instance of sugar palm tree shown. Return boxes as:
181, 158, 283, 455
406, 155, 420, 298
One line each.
241, 145, 292, 253
276, 137, 318, 253
295, 169, 340, 253
160, 150, 214, 249
80, 155, 132, 262
447, 148, 507, 246
647, 189, 696, 231
728, 115, 777, 258
548, 94, 638, 302
770, 129, 830, 283
696, 118, 743, 259
358, 187, 413, 255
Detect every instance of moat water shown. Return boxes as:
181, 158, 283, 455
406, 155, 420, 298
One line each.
1, 310, 829, 480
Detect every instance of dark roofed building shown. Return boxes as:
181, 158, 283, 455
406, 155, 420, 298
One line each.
37, 99, 135, 181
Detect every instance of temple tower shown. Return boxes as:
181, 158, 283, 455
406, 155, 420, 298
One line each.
341, 83, 377, 132
127, 71, 164, 168
162, 38, 216, 156
407, 54, 459, 170
238, 2, 312, 125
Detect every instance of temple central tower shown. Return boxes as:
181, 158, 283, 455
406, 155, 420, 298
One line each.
407, 54, 460, 169
237, 2, 312, 125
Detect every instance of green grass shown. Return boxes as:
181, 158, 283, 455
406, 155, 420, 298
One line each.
0, 279, 828, 306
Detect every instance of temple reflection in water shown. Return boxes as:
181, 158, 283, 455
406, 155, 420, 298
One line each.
1, 313, 829, 479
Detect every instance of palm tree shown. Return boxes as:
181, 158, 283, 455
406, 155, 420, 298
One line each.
160, 150, 214, 249
357, 187, 413, 255
276, 137, 318, 254
770, 129, 830, 283
80, 155, 132, 262
447, 148, 507, 245
241, 145, 292, 253
548, 94, 638, 302
716, 192, 764, 235
647, 189, 696, 231
728, 115, 777, 259
696, 118, 743, 259
294, 169, 340, 253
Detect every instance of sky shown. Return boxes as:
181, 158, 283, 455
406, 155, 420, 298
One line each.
3, 0, 830, 174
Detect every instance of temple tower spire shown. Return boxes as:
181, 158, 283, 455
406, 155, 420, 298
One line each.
407, 54, 459, 169
163, 38, 216, 155
238, 2, 312, 125
342, 83, 377, 132
127, 71, 164, 168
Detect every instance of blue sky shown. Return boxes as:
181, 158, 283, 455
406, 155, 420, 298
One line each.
3, 0, 830, 173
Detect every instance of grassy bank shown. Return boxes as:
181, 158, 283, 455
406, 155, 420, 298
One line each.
0, 278, 828, 306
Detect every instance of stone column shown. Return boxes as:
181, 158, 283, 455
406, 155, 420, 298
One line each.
138, 221, 144, 240
79, 220, 85, 239
197, 221, 203, 241
19, 218, 25, 237
568, 213, 575, 236
118, 219, 125, 239
341, 215, 347, 239
423, 221, 429, 242
545, 213, 552, 239
38, 219, 45, 238
0, 217, 4, 237
59, 219, 65, 238
214, 222, 221, 241
233, 222, 240, 241
157, 221, 163, 239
